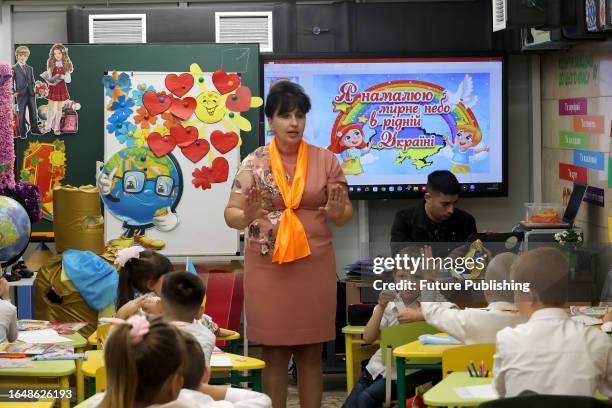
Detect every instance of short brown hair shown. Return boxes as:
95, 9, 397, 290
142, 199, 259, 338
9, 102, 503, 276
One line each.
511, 247, 568, 306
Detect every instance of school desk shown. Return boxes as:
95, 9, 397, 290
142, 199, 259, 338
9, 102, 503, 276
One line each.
0, 360, 75, 408
423, 371, 610, 406
216, 330, 241, 354
342, 325, 380, 393
209, 352, 266, 392
393, 337, 461, 408
1, 402, 55, 408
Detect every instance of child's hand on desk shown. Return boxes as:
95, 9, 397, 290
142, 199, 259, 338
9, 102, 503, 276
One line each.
378, 290, 396, 308
397, 305, 424, 323
141, 297, 163, 315
116, 297, 145, 319
603, 309, 612, 323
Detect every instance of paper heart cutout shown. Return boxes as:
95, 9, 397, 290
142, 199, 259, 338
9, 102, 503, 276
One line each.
169, 97, 196, 121
225, 86, 252, 112
148, 132, 176, 157
212, 70, 240, 95
210, 157, 229, 183
165, 73, 194, 98
181, 139, 210, 163
143, 91, 172, 116
210, 130, 239, 154
170, 125, 198, 147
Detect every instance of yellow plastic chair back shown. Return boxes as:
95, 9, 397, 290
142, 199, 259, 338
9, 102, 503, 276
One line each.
96, 323, 111, 349
95, 366, 107, 393
441, 344, 496, 378
380, 322, 439, 367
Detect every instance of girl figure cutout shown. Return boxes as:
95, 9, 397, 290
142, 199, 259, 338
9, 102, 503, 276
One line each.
328, 124, 372, 175
44, 44, 73, 135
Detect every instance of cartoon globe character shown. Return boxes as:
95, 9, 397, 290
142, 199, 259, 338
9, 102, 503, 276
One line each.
96, 147, 183, 250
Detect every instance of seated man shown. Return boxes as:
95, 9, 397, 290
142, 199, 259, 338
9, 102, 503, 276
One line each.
390, 170, 476, 254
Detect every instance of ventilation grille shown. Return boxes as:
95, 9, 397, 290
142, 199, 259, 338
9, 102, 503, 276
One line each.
216, 12, 273, 52
89, 14, 146, 43
492, 0, 507, 32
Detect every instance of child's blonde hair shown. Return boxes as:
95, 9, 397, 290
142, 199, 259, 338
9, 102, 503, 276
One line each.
511, 247, 568, 306
15, 46, 30, 57
456, 120, 482, 145
99, 316, 186, 408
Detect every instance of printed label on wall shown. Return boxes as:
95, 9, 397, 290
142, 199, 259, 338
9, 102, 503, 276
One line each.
584, 186, 604, 207
559, 163, 588, 184
559, 98, 588, 115
573, 149, 605, 171
573, 115, 605, 133
559, 131, 589, 149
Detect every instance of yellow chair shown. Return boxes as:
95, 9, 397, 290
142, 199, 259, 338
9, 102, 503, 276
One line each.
441, 344, 496, 378
2, 403, 55, 408
82, 350, 104, 397
95, 365, 106, 393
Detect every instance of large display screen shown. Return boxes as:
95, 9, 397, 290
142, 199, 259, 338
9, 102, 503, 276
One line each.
262, 56, 506, 198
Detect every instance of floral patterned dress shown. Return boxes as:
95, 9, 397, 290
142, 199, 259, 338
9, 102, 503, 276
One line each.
231, 143, 347, 345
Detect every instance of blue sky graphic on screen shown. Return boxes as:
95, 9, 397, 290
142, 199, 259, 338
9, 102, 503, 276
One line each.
263, 58, 504, 191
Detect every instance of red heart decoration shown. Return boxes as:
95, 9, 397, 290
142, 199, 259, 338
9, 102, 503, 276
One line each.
192, 167, 212, 190
181, 139, 210, 163
143, 91, 172, 116
170, 125, 198, 147
147, 132, 176, 157
212, 70, 240, 95
210, 130, 239, 154
225, 86, 252, 112
165, 73, 194, 98
210, 157, 229, 183
169, 97, 196, 121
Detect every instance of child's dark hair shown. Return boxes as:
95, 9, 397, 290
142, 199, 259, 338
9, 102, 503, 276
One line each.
180, 331, 206, 390
264, 81, 311, 118
161, 271, 205, 320
117, 249, 173, 309
427, 170, 460, 196
99, 316, 186, 408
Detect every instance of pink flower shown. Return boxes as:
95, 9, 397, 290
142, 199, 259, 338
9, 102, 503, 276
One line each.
126, 315, 150, 344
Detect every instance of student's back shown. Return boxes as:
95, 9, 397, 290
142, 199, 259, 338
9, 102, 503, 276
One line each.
495, 308, 611, 397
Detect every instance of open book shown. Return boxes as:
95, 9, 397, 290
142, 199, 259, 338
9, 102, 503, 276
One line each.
40, 71, 62, 85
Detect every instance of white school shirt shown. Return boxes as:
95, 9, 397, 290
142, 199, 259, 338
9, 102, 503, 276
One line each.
87, 388, 271, 408
174, 320, 216, 367
493, 308, 612, 398
0, 299, 18, 344
420, 301, 525, 344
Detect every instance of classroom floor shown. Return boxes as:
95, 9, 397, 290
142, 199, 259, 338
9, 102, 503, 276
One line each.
287, 373, 347, 408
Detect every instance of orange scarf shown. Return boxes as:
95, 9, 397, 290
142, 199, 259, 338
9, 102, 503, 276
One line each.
269, 138, 311, 263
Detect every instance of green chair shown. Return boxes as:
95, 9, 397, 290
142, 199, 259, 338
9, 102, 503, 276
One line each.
381, 322, 442, 407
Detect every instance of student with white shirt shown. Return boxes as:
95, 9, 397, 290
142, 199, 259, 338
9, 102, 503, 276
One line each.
494, 247, 612, 398
400, 252, 525, 343
160, 271, 216, 364
0, 277, 18, 344
343, 247, 433, 408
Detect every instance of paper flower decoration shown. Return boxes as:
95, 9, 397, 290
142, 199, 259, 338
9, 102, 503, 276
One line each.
132, 83, 155, 106
102, 72, 132, 100
134, 106, 157, 129
110, 95, 135, 117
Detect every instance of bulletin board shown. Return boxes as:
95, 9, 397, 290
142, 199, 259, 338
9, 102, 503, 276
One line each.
13, 43, 260, 240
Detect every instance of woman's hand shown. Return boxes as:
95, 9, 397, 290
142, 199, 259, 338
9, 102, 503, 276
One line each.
319, 184, 347, 223
243, 187, 268, 225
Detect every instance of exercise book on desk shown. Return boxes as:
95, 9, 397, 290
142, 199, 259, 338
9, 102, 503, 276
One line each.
17, 329, 72, 344
453, 384, 498, 399
210, 355, 233, 368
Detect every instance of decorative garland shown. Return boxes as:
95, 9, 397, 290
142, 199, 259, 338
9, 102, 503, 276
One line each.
0, 62, 15, 190
0, 62, 41, 222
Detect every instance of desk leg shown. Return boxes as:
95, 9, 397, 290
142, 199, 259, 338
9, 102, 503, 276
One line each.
396, 357, 406, 408
59, 375, 70, 408
344, 334, 354, 393
76, 352, 84, 402
253, 370, 262, 392
16, 285, 33, 319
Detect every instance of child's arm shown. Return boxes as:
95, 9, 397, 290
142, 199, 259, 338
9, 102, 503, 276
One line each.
443, 135, 454, 148
115, 297, 144, 319
474, 146, 490, 154
199, 383, 229, 400
420, 302, 468, 341
397, 306, 424, 323
363, 291, 394, 343
493, 336, 508, 397
217, 328, 235, 337
223, 388, 272, 408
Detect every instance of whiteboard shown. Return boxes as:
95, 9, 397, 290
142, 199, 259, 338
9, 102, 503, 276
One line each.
102, 71, 240, 256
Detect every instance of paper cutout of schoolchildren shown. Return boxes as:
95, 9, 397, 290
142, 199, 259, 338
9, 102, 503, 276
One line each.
443, 120, 490, 174
12, 46, 42, 138
327, 123, 374, 175
41, 43, 78, 135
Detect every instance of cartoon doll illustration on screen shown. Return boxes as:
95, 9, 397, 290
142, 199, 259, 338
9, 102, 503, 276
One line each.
96, 147, 183, 250
443, 120, 489, 174
42, 43, 78, 135
328, 124, 373, 175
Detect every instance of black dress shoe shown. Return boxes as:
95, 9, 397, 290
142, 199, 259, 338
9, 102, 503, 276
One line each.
3, 272, 20, 282
13, 261, 33, 279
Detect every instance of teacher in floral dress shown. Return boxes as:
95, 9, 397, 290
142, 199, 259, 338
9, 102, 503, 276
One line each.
225, 81, 353, 408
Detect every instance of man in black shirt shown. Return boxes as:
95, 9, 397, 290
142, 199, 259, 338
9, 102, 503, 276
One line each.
390, 171, 476, 251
